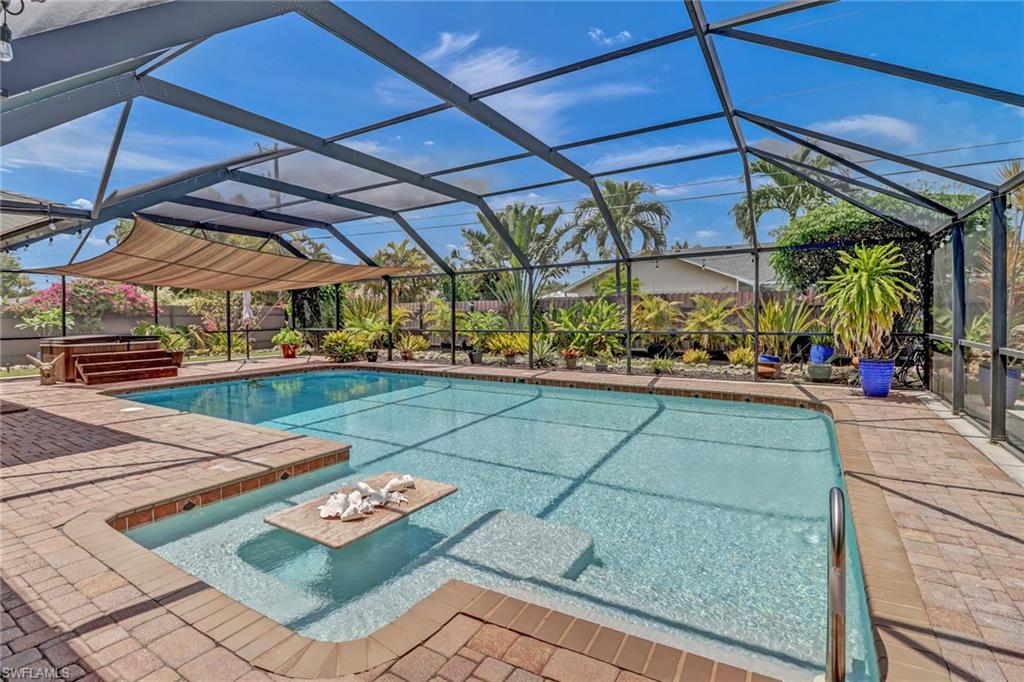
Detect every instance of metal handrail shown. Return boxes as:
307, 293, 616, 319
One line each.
827, 487, 846, 682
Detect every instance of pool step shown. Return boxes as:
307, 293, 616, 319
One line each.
75, 348, 178, 384
77, 366, 179, 385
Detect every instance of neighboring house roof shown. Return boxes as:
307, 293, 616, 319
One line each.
564, 248, 778, 293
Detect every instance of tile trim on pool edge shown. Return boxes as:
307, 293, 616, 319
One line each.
68, 362, 949, 680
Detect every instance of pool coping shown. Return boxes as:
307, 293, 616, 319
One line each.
59, 361, 950, 680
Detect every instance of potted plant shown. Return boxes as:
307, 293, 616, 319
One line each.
820, 243, 916, 398
809, 333, 835, 365
562, 347, 581, 370
756, 353, 782, 379
979, 361, 1023, 407
805, 356, 835, 383
594, 351, 612, 372
271, 328, 304, 358
322, 330, 367, 362
463, 310, 506, 365
161, 332, 189, 367
365, 348, 379, 362
395, 334, 429, 361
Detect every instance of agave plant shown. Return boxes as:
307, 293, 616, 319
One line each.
819, 243, 917, 358
681, 295, 738, 351
530, 333, 559, 367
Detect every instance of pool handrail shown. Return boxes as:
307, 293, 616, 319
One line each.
827, 486, 846, 682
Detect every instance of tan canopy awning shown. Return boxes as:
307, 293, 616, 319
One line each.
32, 217, 407, 290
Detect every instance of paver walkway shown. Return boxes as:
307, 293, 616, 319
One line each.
0, 357, 1021, 681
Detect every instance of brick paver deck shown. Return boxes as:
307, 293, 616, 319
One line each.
1, 357, 1021, 681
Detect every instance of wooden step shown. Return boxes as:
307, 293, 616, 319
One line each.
75, 349, 170, 364
78, 358, 177, 373
78, 366, 179, 385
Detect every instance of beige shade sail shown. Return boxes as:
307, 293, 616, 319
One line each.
31, 216, 407, 290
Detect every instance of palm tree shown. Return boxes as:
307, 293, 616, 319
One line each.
456, 203, 572, 328
365, 239, 435, 302
569, 179, 670, 295
730, 148, 836, 242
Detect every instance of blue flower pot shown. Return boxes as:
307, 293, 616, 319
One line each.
859, 358, 895, 398
758, 354, 781, 364
810, 344, 834, 365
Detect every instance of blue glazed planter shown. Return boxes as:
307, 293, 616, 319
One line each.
979, 365, 1022, 407
810, 344, 834, 365
758, 354, 781, 364
859, 358, 895, 398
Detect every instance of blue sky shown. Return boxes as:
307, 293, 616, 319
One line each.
3, 0, 1022, 272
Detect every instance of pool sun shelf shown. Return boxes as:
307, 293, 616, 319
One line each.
264, 472, 457, 549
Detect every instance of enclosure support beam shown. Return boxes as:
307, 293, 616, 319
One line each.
92, 100, 134, 219
685, 0, 760, 250
625, 261, 633, 375
922, 243, 934, 391
226, 291, 233, 362
295, 3, 592, 263
737, 111, 998, 192
715, 28, 1024, 109
450, 273, 457, 366
386, 278, 394, 362
990, 195, 1008, 441
528, 269, 536, 370
60, 277, 67, 338
951, 222, 966, 414
152, 287, 159, 325
747, 148, 923, 233
753, 252, 761, 382
334, 284, 342, 331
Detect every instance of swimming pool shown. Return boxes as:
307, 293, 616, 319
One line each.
126, 370, 877, 680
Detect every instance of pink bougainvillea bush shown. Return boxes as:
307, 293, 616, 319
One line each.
10, 279, 155, 333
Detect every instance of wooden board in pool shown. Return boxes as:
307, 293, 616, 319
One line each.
263, 472, 456, 549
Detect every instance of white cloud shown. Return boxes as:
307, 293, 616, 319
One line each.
811, 114, 919, 146
695, 230, 719, 240
70, 197, 94, 210
589, 141, 733, 172
423, 140, 435, 146
650, 175, 739, 198
377, 36, 653, 139
588, 27, 633, 46
2, 109, 239, 176
422, 31, 480, 63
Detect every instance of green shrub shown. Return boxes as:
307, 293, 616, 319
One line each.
322, 330, 367, 362
531, 334, 558, 367
271, 328, 303, 346
682, 348, 711, 364
648, 356, 676, 375
726, 346, 755, 367
395, 334, 430, 354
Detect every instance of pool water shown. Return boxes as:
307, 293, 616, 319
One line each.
127, 371, 877, 680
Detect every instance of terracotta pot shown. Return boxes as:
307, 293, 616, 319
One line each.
281, 344, 298, 359
401, 350, 415, 361
756, 362, 779, 380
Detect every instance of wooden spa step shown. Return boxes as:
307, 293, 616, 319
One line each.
76, 365, 179, 385
75, 349, 170, 364
74, 348, 178, 385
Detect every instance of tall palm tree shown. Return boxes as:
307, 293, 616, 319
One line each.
457, 203, 572, 328
730, 148, 835, 242
569, 179, 670, 295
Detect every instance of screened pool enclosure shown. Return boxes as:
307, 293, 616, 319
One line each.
1, 1, 1022, 442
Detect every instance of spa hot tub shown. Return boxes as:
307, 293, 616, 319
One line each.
40, 335, 163, 382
